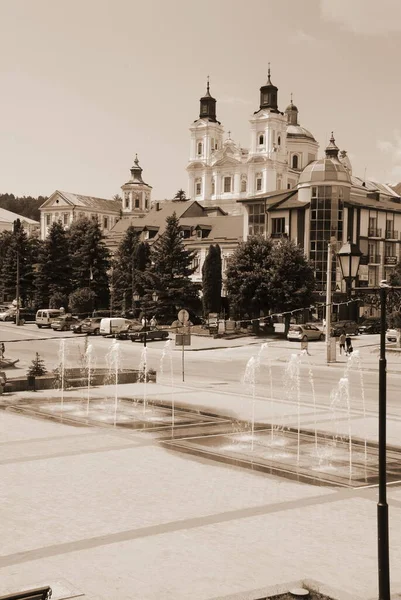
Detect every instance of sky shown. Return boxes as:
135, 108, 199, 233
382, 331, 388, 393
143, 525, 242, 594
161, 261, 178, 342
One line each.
1, 0, 401, 200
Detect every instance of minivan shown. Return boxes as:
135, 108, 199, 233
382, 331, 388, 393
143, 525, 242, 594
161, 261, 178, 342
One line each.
100, 318, 132, 336
36, 309, 63, 328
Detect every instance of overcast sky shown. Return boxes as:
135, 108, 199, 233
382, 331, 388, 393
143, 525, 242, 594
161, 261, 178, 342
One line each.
1, 0, 401, 200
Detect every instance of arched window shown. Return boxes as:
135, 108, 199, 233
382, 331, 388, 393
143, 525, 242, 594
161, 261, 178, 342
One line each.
211, 178, 215, 195
258, 134, 264, 145
277, 135, 281, 146
292, 154, 299, 169
197, 142, 203, 156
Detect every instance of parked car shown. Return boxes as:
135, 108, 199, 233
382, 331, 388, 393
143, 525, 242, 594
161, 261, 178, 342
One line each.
71, 319, 85, 333
10, 309, 36, 323
115, 321, 142, 340
100, 317, 132, 336
386, 328, 399, 343
0, 308, 16, 321
80, 317, 103, 335
358, 317, 381, 335
36, 309, 64, 328
129, 325, 169, 343
51, 315, 80, 331
331, 320, 359, 337
287, 324, 325, 342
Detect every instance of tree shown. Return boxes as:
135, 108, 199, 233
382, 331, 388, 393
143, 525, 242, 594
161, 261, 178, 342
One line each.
112, 227, 150, 313
68, 287, 96, 314
173, 189, 188, 202
35, 221, 71, 308
0, 220, 36, 306
144, 213, 200, 321
202, 244, 222, 315
226, 237, 274, 322
268, 238, 315, 333
27, 352, 47, 377
68, 217, 110, 309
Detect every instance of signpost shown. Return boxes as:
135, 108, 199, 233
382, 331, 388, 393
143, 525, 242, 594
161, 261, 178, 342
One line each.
175, 309, 191, 381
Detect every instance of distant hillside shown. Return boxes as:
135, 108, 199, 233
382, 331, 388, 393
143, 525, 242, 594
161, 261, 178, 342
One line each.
0, 194, 47, 221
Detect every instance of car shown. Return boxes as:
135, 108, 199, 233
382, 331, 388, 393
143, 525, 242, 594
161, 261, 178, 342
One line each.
386, 328, 399, 343
51, 315, 80, 331
358, 317, 381, 335
80, 317, 103, 335
0, 308, 16, 321
287, 324, 325, 342
115, 321, 142, 340
10, 309, 36, 323
129, 325, 169, 343
331, 320, 359, 337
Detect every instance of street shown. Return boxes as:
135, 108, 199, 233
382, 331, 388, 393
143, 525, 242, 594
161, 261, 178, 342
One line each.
1, 322, 401, 419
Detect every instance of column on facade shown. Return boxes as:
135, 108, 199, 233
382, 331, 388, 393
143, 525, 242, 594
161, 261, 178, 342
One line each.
234, 172, 241, 195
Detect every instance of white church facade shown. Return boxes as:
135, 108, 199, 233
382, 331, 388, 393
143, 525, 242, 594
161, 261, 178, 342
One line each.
186, 70, 319, 215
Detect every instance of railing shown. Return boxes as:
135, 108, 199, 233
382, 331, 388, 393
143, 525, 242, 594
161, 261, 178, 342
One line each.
368, 228, 382, 237
368, 254, 381, 264
384, 256, 398, 265
385, 230, 398, 239
270, 232, 288, 239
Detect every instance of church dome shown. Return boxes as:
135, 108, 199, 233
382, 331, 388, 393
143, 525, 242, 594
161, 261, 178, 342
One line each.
286, 124, 316, 141
298, 158, 351, 184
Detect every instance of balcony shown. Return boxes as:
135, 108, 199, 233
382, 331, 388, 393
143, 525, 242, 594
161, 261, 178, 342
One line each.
368, 228, 382, 237
368, 254, 381, 264
384, 255, 398, 266
271, 232, 288, 239
385, 230, 398, 240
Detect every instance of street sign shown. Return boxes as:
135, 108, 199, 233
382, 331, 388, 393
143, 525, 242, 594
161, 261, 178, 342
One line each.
178, 309, 189, 324
175, 333, 191, 346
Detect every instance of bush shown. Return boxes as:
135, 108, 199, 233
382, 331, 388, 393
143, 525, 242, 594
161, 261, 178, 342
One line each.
69, 287, 96, 314
27, 353, 47, 377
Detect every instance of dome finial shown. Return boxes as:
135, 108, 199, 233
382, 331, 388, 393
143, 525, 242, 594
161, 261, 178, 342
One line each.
290, 92, 293, 106
207, 75, 210, 94
267, 62, 271, 83
325, 131, 339, 158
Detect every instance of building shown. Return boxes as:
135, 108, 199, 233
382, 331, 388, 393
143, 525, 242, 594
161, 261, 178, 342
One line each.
186, 71, 318, 216
105, 199, 242, 285
0, 207, 39, 237
39, 155, 154, 239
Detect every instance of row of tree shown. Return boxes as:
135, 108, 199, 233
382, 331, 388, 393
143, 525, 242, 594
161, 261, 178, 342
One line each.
0, 194, 46, 221
0, 210, 320, 324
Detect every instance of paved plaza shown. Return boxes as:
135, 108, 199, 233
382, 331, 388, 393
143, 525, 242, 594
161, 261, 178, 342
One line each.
1, 337, 401, 600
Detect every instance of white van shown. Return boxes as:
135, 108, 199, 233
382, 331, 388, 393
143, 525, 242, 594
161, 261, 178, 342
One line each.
100, 318, 132, 336
36, 309, 63, 328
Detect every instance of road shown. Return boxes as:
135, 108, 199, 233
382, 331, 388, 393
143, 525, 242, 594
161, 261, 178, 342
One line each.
1, 322, 400, 417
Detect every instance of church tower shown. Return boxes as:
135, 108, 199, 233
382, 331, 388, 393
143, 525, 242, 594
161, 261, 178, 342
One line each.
187, 78, 225, 201
121, 155, 152, 216
248, 66, 288, 194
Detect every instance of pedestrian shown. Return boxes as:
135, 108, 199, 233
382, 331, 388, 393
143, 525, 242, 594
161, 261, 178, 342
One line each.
141, 316, 146, 327
339, 330, 346, 355
0, 342, 5, 359
150, 315, 158, 328
345, 334, 353, 356
301, 337, 310, 356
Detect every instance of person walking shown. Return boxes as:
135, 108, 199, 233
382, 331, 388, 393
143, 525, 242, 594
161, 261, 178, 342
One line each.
339, 331, 346, 355
150, 315, 158, 328
345, 334, 353, 356
301, 337, 310, 356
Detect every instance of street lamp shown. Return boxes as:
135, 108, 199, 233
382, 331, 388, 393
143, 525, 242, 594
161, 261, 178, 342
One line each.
337, 240, 362, 319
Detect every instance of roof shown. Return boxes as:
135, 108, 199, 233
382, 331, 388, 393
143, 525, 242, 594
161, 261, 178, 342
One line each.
346, 193, 401, 212
298, 158, 351, 184
43, 191, 121, 212
237, 190, 295, 205
286, 124, 315, 141
391, 182, 401, 196
351, 177, 399, 198
0, 207, 39, 225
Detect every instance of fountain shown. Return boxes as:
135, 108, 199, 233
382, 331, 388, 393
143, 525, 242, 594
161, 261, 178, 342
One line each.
160, 339, 175, 429
105, 339, 121, 426
57, 339, 67, 414
84, 343, 95, 417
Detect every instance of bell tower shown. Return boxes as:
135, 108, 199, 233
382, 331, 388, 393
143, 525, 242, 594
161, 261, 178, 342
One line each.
121, 155, 152, 216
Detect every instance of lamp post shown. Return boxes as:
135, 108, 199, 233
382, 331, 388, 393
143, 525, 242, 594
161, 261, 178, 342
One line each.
378, 280, 390, 600
337, 240, 362, 320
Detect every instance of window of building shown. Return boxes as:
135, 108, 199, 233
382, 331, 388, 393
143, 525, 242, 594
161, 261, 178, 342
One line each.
256, 177, 262, 192
103, 217, 108, 229
46, 214, 51, 226
91, 214, 97, 221
145, 194, 149, 209
134, 195, 140, 209
271, 217, 285, 235
223, 176, 231, 193
241, 178, 247, 193
201, 105, 208, 115
197, 142, 203, 155
258, 134, 264, 145
197, 229, 203, 239
248, 203, 266, 237
192, 255, 200, 273
386, 216, 395, 237
63, 213, 68, 226
292, 155, 299, 169
277, 135, 281, 146
125, 194, 130, 209
211, 178, 215, 195
195, 180, 202, 195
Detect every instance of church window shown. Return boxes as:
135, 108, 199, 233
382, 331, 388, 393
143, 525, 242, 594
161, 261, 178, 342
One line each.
103, 217, 108, 229
195, 180, 202, 195
134, 195, 140, 209
241, 178, 247, 193
258, 134, 264, 145
197, 142, 203, 156
223, 176, 232, 193
201, 104, 208, 115
278, 135, 281, 146
215, 141, 218, 150
292, 155, 299, 169
46, 214, 51, 226
211, 138, 215, 150
256, 177, 262, 192
211, 178, 215, 195
262, 93, 268, 104
125, 194, 130, 209
145, 194, 149, 209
